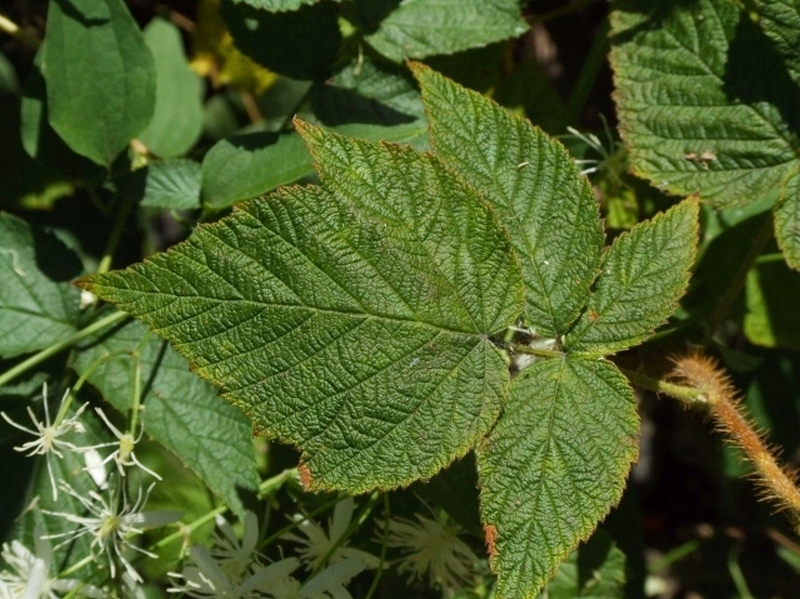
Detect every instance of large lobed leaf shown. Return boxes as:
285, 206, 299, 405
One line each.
413, 63, 604, 337
477, 358, 638, 599
80, 124, 524, 493
0, 214, 83, 358
609, 0, 800, 268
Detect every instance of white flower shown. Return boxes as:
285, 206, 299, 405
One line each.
43, 482, 181, 583
0, 533, 104, 598
84, 407, 162, 481
380, 512, 478, 592
284, 498, 378, 572
0, 384, 89, 499
168, 549, 300, 598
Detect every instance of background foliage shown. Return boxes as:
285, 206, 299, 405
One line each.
1, 1, 800, 598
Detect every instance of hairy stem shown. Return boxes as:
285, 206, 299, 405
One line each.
670, 353, 800, 533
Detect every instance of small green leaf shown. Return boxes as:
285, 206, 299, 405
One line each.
201, 131, 312, 209
81, 126, 524, 493
231, 0, 342, 11
477, 358, 638, 598
220, 0, 341, 80
122, 158, 202, 210
345, 0, 528, 62
72, 316, 259, 518
414, 63, 604, 336
0, 214, 82, 358
139, 18, 203, 158
42, 0, 156, 166
744, 254, 800, 351
774, 172, 800, 269
755, 0, 800, 85
543, 529, 627, 599
566, 199, 699, 356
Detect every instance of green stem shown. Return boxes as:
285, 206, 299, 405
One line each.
97, 194, 136, 275
0, 310, 128, 388
364, 494, 391, 599
705, 214, 773, 342
564, 17, 610, 126
617, 366, 707, 406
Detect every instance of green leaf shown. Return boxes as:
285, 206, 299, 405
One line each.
201, 131, 312, 209
220, 0, 341, 80
42, 0, 156, 166
0, 214, 82, 358
414, 63, 603, 336
345, 0, 528, 62
139, 18, 203, 158
744, 254, 800, 351
20, 47, 104, 180
80, 125, 524, 493
122, 158, 202, 210
610, 0, 800, 206
566, 199, 699, 356
231, 0, 342, 11
543, 529, 627, 599
609, 0, 800, 267
477, 358, 638, 598
72, 316, 259, 518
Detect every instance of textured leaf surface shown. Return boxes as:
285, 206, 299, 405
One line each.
72, 316, 259, 518
566, 199, 699, 356
81, 126, 524, 492
478, 358, 638, 598
415, 64, 603, 336
139, 18, 203, 158
610, 0, 800, 267
0, 214, 82, 358
42, 0, 156, 165
220, 0, 340, 80
610, 0, 800, 206
346, 0, 527, 62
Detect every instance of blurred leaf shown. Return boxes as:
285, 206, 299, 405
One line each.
72, 317, 259, 519
478, 358, 638, 598
744, 254, 800, 350
232, 0, 342, 10
543, 529, 627, 599
42, 0, 156, 166
192, 0, 278, 95
220, 0, 341, 80
0, 214, 82, 359
345, 0, 527, 62
121, 159, 202, 210
20, 47, 104, 180
139, 18, 203, 158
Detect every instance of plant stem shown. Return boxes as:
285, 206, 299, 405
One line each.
564, 17, 610, 126
705, 213, 773, 342
618, 366, 706, 406
0, 12, 41, 49
0, 310, 128, 388
364, 494, 391, 599
97, 194, 136, 275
